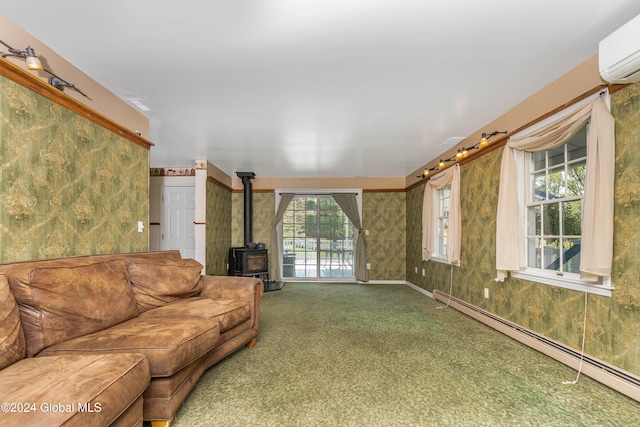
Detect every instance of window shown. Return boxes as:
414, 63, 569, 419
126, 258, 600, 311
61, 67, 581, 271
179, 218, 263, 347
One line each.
525, 127, 586, 275
496, 92, 615, 296
497, 94, 615, 296
422, 165, 461, 265
513, 121, 612, 294
434, 184, 451, 260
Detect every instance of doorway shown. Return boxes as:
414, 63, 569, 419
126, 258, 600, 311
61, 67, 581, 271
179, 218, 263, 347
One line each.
160, 185, 196, 259
281, 195, 355, 279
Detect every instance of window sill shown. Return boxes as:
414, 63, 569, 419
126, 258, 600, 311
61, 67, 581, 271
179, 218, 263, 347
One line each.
510, 269, 613, 297
430, 255, 460, 267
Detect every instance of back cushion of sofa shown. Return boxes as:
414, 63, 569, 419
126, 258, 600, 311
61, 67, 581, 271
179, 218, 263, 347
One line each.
0, 275, 26, 369
18, 260, 139, 356
127, 258, 203, 312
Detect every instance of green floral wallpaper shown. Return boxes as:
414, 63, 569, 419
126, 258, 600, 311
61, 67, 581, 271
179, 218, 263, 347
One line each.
231, 191, 274, 248
363, 192, 406, 281
406, 83, 640, 376
206, 180, 232, 275
406, 183, 425, 287
0, 76, 148, 262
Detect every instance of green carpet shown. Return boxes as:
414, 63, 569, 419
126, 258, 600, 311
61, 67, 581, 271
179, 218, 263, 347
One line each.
174, 283, 639, 426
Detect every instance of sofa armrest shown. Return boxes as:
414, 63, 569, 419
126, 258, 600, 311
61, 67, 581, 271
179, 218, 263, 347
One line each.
198, 275, 263, 301
198, 276, 264, 333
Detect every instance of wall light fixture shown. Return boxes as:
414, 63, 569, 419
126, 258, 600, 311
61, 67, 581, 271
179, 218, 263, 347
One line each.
1, 39, 89, 98
0, 40, 43, 70
47, 71, 89, 98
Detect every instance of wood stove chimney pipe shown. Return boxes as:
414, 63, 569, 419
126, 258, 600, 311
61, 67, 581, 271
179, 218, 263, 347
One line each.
236, 172, 256, 245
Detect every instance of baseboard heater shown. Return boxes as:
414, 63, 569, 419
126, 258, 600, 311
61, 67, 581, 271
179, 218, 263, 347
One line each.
433, 289, 640, 403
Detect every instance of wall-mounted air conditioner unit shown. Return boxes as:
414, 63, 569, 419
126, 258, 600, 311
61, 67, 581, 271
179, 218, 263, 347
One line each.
599, 14, 640, 84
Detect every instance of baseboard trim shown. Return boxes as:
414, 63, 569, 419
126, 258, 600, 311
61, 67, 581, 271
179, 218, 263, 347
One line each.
403, 281, 434, 299
364, 280, 409, 285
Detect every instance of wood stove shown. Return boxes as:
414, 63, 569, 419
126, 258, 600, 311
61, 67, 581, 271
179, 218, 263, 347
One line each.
228, 246, 268, 276
229, 172, 269, 277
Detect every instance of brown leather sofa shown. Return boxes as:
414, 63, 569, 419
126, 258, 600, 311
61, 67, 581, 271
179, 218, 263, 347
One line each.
0, 251, 263, 426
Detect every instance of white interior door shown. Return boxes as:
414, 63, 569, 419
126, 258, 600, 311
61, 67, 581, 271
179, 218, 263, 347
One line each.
161, 186, 196, 259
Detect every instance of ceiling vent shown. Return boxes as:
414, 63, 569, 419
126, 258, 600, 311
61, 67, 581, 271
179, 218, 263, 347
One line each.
126, 98, 152, 112
441, 137, 465, 146
599, 14, 640, 84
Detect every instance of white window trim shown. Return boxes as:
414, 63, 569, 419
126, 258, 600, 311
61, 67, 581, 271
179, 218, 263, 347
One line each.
431, 185, 459, 266
511, 270, 613, 297
510, 91, 613, 297
430, 254, 460, 266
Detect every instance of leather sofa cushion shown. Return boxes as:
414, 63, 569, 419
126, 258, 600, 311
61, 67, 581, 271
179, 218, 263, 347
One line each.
127, 258, 204, 312
140, 297, 251, 332
14, 260, 139, 356
0, 275, 26, 369
0, 352, 149, 426
39, 316, 220, 377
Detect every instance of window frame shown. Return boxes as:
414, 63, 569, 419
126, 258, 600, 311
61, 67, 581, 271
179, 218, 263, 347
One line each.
422, 164, 461, 266
430, 184, 451, 264
523, 130, 586, 276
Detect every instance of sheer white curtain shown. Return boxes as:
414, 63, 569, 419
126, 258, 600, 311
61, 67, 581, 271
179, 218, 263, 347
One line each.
269, 193, 294, 282
332, 193, 368, 282
495, 96, 614, 282
422, 164, 461, 264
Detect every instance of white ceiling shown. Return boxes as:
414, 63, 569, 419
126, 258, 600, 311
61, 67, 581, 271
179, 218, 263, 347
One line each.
3, 1, 640, 178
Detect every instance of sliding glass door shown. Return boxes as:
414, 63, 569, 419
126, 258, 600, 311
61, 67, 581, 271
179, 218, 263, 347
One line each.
282, 195, 355, 279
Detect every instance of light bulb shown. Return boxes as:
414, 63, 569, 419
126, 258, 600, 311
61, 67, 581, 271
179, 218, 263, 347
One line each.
479, 134, 489, 148
24, 46, 42, 70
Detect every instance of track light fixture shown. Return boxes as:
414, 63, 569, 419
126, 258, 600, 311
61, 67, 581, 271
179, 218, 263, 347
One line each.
479, 130, 508, 147
0, 39, 89, 98
47, 72, 89, 98
0, 40, 43, 70
418, 130, 508, 178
